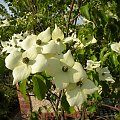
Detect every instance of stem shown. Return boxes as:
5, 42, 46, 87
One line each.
95, 116, 108, 120
80, 103, 86, 120
27, 92, 33, 113
56, 90, 65, 120
46, 92, 60, 120
56, 90, 62, 110
48, 89, 59, 99
101, 103, 120, 111
74, 0, 82, 26
46, 94, 56, 112
66, 0, 75, 36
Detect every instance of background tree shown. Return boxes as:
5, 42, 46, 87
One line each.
0, 0, 120, 119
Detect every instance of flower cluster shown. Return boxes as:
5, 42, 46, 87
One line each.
1, 24, 98, 107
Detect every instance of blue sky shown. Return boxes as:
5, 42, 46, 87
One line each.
0, 0, 82, 24
0, 0, 12, 14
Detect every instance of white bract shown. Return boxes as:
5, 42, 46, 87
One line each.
65, 79, 98, 107
0, 19, 10, 27
1, 40, 21, 53
20, 27, 51, 51
64, 33, 78, 43
0, 32, 29, 54
82, 34, 97, 47
111, 42, 120, 54
46, 50, 87, 90
5, 47, 47, 85
86, 60, 100, 70
52, 24, 64, 41
42, 24, 65, 55
96, 67, 114, 83
64, 33, 84, 49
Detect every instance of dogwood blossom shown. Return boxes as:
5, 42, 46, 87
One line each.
65, 79, 98, 107
96, 67, 114, 83
20, 27, 51, 51
82, 34, 97, 47
0, 19, 10, 27
5, 47, 47, 84
46, 50, 87, 90
52, 24, 64, 41
85, 60, 100, 70
111, 42, 120, 54
42, 24, 65, 55
1, 32, 29, 54
64, 33, 84, 49
64, 33, 79, 43
1, 40, 21, 53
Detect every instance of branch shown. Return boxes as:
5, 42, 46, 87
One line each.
66, 0, 75, 36
74, 0, 82, 26
101, 103, 120, 111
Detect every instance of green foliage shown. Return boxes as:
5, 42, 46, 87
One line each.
0, 75, 19, 120
19, 79, 27, 99
0, 0, 120, 119
80, 3, 90, 20
32, 75, 47, 100
61, 94, 75, 114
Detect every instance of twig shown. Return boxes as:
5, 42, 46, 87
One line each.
48, 89, 59, 99
66, 0, 75, 36
56, 90, 62, 110
95, 116, 108, 120
101, 103, 120, 111
81, 104, 86, 120
46, 94, 56, 113
27, 92, 33, 113
70, 13, 80, 23
74, 0, 82, 26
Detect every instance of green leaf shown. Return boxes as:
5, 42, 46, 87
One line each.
87, 105, 96, 113
91, 55, 97, 61
112, 53, 119, 67
32, 75, 47, 100
100, 47, 107, 60
19, 79, 27, 99
80, 3, 90, 20
0, 57, 5, 75
102, 52, 111, 62
61, 94, 75, 114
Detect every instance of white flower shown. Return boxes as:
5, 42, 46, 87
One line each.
65, 79, 98, 107
63, 33, 84, 49
5, 47, 47, 84
0, 32, 28, 54
82, 35, 97, 47
0, 19, 9, 27
46, 50, 87, 90
1, 40, 21, 53
85, 60, 100, 70
42, 24, 65, 55
11, 33, 25, 47
64, 33, 79, 43
52, 24, 64, 41
111, 42, 120, 54
42, 40, 65, 55
96, 67, 115, 83
20, 27, 51, 50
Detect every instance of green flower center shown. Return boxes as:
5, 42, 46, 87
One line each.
36, 39, 42, 45
15, 45, 17, 47
19, 39, 23, 42
22, 57, 29, 64
102, 73, 105, 76
62, 66, 68, 72
76, 81, 83, 87
57, 38, 61, 42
